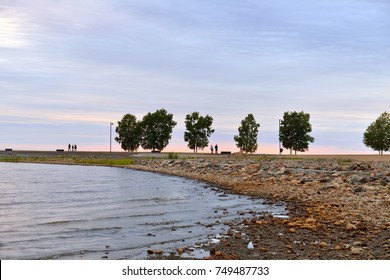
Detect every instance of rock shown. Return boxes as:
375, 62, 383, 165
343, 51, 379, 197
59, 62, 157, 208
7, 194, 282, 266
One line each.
320, 178, 332, 183
351, 247, 363, 255
354, 186, 365, 193
380, 180, 388, 186
321, 185, 337, 191
346, 223, 357, 231
319, 242, 328, 248
382, 200, 390, 207
305, 218, 316, 224
356, 223, 368, 231
334, 245, 342, 251
147, 249, 163, 255
359, 177, 369, 183
301, 179, 313, 184
333, 177, 344, 184
247, 241, 254, 250
352, 241, 367, 247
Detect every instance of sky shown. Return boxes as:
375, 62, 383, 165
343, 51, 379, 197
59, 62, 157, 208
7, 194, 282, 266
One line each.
1, 0, 390, 154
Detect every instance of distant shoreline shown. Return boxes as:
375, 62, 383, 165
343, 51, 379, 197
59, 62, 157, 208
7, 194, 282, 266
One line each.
1, 149, 390, 161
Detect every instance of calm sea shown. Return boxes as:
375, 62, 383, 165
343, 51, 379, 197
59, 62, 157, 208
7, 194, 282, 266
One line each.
0, 162, 286, 259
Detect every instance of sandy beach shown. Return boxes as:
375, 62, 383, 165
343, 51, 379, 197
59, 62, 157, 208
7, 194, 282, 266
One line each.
1, 151, 389, 259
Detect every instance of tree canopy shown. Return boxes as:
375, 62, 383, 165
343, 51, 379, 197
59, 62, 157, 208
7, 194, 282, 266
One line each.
363, 112, 390, 155
140, 108, 177, 152
279, 111, 314, 155
234, 113, 260, 154
115, 114, 141, 152
184, 112, 215, 153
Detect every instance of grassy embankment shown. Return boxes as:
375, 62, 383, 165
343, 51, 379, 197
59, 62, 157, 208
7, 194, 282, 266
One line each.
0, 154, 135, 166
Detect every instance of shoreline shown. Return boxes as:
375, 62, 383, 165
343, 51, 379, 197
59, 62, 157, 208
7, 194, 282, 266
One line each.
1, 151, 390, 259
128, 157, 390, 260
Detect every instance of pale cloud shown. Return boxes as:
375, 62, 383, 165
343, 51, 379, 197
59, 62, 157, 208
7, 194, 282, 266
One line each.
1, 0, 389, 153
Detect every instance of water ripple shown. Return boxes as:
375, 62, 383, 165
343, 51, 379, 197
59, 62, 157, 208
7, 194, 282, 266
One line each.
0, 162, 286, 259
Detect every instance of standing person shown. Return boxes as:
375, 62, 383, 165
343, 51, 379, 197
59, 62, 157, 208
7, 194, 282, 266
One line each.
210, 145, 214, 154
74, 144, 77, 152
68, 144, 71, 152
215, 144, 218, 154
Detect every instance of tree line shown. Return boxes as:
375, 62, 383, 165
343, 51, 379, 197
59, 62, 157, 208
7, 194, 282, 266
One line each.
114, 108, 390, 154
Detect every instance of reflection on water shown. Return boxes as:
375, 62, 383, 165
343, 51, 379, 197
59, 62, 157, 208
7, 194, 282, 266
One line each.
0, 162, 286, 259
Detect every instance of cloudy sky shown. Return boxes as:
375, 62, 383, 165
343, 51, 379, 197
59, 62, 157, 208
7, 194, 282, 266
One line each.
1, 0, 389, 154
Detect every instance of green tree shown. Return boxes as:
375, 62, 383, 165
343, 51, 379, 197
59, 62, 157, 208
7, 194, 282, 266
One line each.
140, 108, 177, 152
234, 113, 260, 154
279, 111, 314, 155
184, 112, 215, 153
363, 112, 390, 155
115, 114, 142, 152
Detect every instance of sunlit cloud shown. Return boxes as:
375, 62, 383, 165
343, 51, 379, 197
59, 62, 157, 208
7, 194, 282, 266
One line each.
0, 17, 30, 48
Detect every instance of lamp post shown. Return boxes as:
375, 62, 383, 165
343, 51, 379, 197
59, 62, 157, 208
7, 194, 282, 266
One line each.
110, 122, 113, 152
279, 119, 282, 155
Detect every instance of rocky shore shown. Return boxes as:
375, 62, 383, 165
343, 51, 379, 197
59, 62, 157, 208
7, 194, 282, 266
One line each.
129, 156, 390, 260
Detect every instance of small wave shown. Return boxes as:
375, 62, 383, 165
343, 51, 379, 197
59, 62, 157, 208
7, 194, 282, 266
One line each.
39, 213, 169, 227
45, 226, 123, 237
128, 212, 167, 218
83, 226, 123, 233
45, 220, 77, 225
36, 219, 86, 226
152, 196, 190, 202
145, 220, 177, 226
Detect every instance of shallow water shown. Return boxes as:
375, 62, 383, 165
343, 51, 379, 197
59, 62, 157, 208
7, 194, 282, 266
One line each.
0, 162, 286, 259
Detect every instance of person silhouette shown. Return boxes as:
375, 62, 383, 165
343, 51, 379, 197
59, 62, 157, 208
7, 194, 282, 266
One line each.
68, 144, 71, 152
215, 144, 218, 154
210, 145, 214, 154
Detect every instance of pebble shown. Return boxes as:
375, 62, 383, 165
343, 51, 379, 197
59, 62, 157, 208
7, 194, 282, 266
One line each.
147, 249, 163, 255
351, 247, 363, 255
346, 223, 357, 231
319, 242, 328, 248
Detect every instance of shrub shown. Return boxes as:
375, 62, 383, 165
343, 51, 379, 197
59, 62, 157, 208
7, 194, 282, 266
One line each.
168, 152, 179, 160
